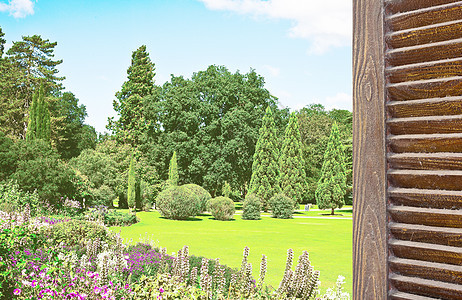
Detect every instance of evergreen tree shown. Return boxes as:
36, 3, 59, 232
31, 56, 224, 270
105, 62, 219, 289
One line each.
168, 151, 179, 186
108, 45, 156, 146
315, 122, 347, 215
279, 112, 306, 206
26, 85, 50, 142
127, 154, 136, 209
249, 107, 281, 211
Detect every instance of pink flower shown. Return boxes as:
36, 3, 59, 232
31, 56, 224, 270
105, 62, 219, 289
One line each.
159, 288, 164, 293
94, 286, 101, 294
13, 289, 21, 295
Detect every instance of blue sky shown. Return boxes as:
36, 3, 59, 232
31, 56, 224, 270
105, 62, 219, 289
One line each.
1, 0, 352, 133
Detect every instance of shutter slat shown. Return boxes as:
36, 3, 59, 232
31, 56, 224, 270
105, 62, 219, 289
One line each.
388, 97, 462, 118
388, 133, 462, 153
387, 58, 462, 83
388, 169, 462, 191
390, 274, 462, 299
389, 205, 462, 228
388, 115, 462, 134
389, 187, 462, 209
390, 223, 462, 246
385, 0, 460, 15
387, 38, 462, 67
389, 291, 440, 300
387, 20, 462, 49
387, 2, 462, 32
389, 257, 462, 285
390, 239, 462, 265
388, 76, 462, 101
388, 153, 462, 170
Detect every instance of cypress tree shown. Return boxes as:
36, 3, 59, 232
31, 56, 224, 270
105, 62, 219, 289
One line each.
168, 151, 179, 186
279, 112, 307, 206
315, 121, 347, 215
26, 85, 50, 142
127, 154, 136, 210
249, 106, 281, 211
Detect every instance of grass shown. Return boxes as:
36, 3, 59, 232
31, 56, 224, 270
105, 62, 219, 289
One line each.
110, 209, 352, 294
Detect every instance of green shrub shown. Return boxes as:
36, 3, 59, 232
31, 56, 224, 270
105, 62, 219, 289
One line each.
39, 219, 111, 247
105, 210, 138, 226
156, 186, 201, 220
269, 194, 294, 219
0, 181, 40, 216
182, 184, 211, 213
242, 193, 261, 220
207, 197, 235, 221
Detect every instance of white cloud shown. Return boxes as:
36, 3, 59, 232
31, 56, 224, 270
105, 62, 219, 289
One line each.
199, 0, 351, 54
0, 0, 35, 18
263, 64, 280, 77
323, 92, 352, 111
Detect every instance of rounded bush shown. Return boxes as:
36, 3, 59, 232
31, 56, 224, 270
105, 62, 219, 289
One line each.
156, 186, 201, 220
269, 194, 294, 219
182, 184, 212, 213
207, 196, 235, 221
242, 193, 261, 220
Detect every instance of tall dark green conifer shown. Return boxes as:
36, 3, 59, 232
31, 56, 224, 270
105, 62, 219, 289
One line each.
127, 154, 136, 210
109, 45, 156, 146
168, 151, 179, 186
279, 112, 306, 206
26, 85, 50, 142
249, 107, 281, 210
315, 122, 347, 215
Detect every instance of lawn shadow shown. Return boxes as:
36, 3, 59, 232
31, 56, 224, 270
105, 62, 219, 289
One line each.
198, 213, 212, 217
207, 217, 236, 221
340, 209, 353, 213
320, 213, 344, 216
158, 216, 203, 221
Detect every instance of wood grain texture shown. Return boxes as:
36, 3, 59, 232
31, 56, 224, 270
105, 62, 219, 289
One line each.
389, 205, 462, 228
390, 274, 462, 299
388, 133, 462, 153
387, 2, 462, 32
385, 0, 460, 14
388, 97, 462, 118
353, 0, 387, 299
387, 20, 462, 49
387, 38, 462, 67
388, 153, 462, 170
388, 115, 462, 134
388, 76, 462, 101
389, 257, 462, 285
387, 58, 462, 83
389, 291, 440, 300
389, 187, 462, 209
390, 239, 462, 265
390, 223, 462, 246
388, 169, 462, 190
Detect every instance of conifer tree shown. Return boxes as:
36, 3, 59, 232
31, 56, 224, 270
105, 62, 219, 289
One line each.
279, 112, 306, 206
26, 85, 50, 142
315, 122, 347, 215
249, 107, 281, 211
108, 45, 155, 146
127, 154, 136, 210
168, 151, 179, 186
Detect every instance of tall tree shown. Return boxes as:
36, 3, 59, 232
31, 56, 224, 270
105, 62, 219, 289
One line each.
168, 151, 179, 186
0, 27, 5, 57
249, 107, 281, 210
279, 112, 307, 206
315, 122, 347, 215
108, 45, 155, 146
26, 85, 50, 142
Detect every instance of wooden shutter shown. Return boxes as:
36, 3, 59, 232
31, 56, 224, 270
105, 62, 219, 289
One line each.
354, 1, 462, 299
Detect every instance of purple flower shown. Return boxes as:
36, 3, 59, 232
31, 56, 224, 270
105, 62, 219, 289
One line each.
94, 286, 101, 294
13, 289, 21, 295
159, 288, 164, 293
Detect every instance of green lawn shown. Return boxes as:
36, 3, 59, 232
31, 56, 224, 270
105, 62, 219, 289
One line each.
110, 210, 352, 294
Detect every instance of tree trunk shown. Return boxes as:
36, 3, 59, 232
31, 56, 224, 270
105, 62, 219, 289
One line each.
331, 207, 335, 215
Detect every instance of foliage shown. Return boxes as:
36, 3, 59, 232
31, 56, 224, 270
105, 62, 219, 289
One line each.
156, 186, 201, 220
320, 275, 350, 300
0, 181, 40, 216
315, 122, 347, 215
279, 112, 307, 206
0, 132, 16, 182
241, 193, 261, 220
108, 45, 155, 145
127, 154, 137, 209
26, 84, 51, 142
143, 65, 285, 196
168, 150, 179, 186
85, 206, 138, 227
207, 196, 235, 221
298, 104, 352, 204
269, 194, 294, 219
182, 184, 211, 213
131, 273, 206, 299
